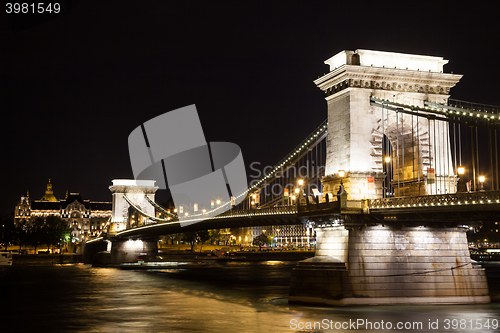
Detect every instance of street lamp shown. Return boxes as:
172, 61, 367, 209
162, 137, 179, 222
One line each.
457, 166, 465, 192
338, 170, 345, 185
216, 199, 221, 205
298, 179, 304, 186
337, 170, 346, 200
479, 176, 485, 191
383, 157, 391, 198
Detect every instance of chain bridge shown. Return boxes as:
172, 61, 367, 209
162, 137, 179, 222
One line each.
86, 49, 500, 306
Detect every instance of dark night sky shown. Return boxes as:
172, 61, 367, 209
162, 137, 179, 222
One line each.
1, 1, 499, 215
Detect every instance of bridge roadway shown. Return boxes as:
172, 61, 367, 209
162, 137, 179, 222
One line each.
90, 190, 500, 241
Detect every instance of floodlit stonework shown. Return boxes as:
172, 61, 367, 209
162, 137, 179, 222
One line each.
315, 49, 461, 200
14, 180, 112, 242
290, 225, 489, 306
289, 50, 490, 306
108, 179, 158, 234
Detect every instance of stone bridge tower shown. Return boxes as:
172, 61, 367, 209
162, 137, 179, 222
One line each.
288, 50, 489, 306
314, 49, 462, 199
108, 179, 158, 235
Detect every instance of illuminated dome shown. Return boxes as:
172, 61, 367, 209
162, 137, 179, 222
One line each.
40, 179, 58, 202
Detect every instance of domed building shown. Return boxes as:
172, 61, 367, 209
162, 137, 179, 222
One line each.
14, 179, 112, 242
40, 179, 58, 202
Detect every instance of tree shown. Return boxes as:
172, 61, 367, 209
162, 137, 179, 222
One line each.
196, 230, 211, 252
25, 216, 71, 253
15, 220, 30, 252
180, 232, 197, 252
29, 217, 45, 253
0, 215, 16, 250
252, 233, 270, 250
208, 229, 221, 245
44, 215, 71, 252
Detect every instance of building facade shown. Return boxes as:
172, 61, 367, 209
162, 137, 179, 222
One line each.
14, 180, 112, 242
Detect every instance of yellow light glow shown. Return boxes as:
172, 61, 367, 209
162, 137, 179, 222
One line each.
294, 188, 300, 194
216, 200, 221, 205
479, 176, 485, 183
174, 209, 177, 213
457, 166, 465, 175
338, 170, 345, 178
384, 156, 391, 163
298, 179, 304, 186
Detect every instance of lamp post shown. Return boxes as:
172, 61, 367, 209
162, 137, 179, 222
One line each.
479, 176, 485, 191
337, 170, 346, 202
297, 179, 304, 199
384, 157, 391, 198
457, 166, 465, 192
338, 170, 345, 187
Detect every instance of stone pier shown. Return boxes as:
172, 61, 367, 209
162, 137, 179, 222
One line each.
109, 237, 159, 264
289, 224, 489, 306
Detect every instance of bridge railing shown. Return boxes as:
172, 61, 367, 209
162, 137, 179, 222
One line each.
206, 205, 297, 219
213, 205, 298, 219
369, 191, 500, 209
448, 99, 500, 116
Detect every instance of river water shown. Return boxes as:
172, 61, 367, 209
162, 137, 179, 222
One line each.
1, 261, 500, 332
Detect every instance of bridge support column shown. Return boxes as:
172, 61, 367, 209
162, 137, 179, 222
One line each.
109, 238, 159, 264
289, 224, 489, 306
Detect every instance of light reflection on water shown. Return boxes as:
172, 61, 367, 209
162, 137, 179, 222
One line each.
1, 261, 500, 332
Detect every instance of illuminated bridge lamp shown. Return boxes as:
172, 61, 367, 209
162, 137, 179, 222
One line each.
479, 176, 485, 191
294, 188, 300, 194
384, 156, 391, 163
457, 166, 465, 192
298, 179, 304, 186
338, 170, 345, 187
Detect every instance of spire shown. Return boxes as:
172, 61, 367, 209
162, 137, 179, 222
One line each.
41, 178, 58, 201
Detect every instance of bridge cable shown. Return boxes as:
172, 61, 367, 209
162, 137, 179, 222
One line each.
496, 129, 499, 190
401, 114, 406, 197
417, 107, 420, 195
144, 195, 174, 217
396, 111, 400, 194
488, 123, 494, 191
122, 194, 175, 224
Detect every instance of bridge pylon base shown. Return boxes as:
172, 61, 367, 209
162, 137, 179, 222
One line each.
289, 225, 490, 306
109, 238, 159, 264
